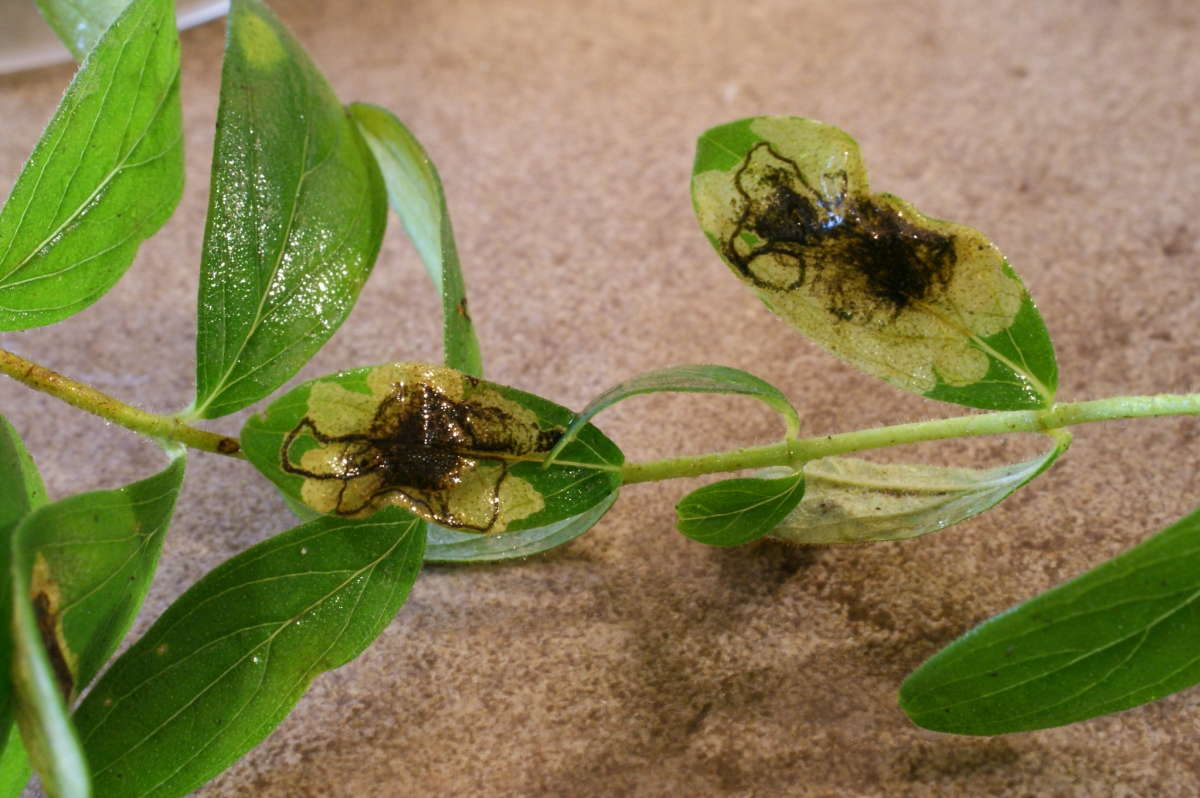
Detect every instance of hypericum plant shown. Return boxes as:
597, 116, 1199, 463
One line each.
0, 0, 1196, 795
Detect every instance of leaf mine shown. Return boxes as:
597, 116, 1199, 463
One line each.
693, 117, 1030, 398
280, 363, 560, 532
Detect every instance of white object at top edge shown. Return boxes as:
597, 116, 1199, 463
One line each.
0, 0, 229, 75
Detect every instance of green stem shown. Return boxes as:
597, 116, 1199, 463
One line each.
3, 344, 1197, 480
620, 394, 1200, 484
0, 348, 242, 457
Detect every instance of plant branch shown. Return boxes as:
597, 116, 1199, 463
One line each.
4, 341, 1197, 483
619, 394, 1200, 484
0, 348, 243, 457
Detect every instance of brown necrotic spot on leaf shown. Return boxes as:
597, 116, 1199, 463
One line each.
281, 364, 557, 531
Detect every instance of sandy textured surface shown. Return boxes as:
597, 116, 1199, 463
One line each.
1, 0, 1199, 795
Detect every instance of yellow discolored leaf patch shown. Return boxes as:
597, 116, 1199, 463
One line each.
236, 8, 286, 70
693, 117, 1024, 395
280, 363, 559, 532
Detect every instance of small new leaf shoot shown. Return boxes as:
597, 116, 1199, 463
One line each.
676, 470, 805, 546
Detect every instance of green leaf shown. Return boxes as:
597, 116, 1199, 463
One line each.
0, 416, 47, 532
15, 451, 185, 693
74, 509, 425, 798
676, 470, 805, 546
36, 0, 131, 59
241, 362, 623, 534
691, 117, 1058, 411
770, 431, 1069, 544
10, 591, 83, 798
190, 0, 387, 419
349, 103, 484, 378
9, 452, 185, 797
0, 417, 47, 762
425, 491, 617, 562
0, 0, 183, 331
545, 364, 799, 467
0, 727, 30, 798
901, 504, 1200, 735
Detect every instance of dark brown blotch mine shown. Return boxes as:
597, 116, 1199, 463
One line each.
281, 381, 561, 527
726, 142, 958, 323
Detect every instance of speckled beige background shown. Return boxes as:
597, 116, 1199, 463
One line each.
1, 0, 1199, 795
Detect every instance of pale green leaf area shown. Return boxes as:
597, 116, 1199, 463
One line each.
349, 103, 484, 378
74, 509, 426, 798
36, 0, 132, 59
546, 363, 800, 467
692, 117, 1058, 411
425, 491, 618, 562
0, 416, 47, 771
771, 431, 1069, 544
0, 727, 30, 798
0, 416, 47, 532
902, 504, 1200, 735
242, 362, 622, 535
9, 452, 185, 798
676, 470, 805, 546
0, 0, 183, 331
190, 0, 387, 419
